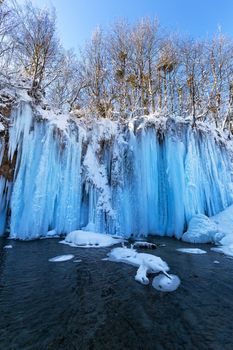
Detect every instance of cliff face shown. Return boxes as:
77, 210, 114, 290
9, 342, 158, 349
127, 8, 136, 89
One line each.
0, 97, 232, 240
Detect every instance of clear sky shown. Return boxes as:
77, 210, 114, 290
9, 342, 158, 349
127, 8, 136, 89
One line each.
17, 0, 233, 51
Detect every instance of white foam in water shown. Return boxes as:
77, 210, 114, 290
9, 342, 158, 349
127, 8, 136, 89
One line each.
152, 274, 181, 292
176, 248, 207, 254
3, 245, 12, 249
49, 254, 74, 262
61, 230, 122, 248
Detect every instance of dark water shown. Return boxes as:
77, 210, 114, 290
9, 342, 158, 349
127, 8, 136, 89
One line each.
0, 236, 233, 350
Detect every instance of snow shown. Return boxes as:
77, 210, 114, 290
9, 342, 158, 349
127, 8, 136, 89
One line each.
0, 122, 5, 132
106, 247, 171, 286
183, 205, 233, 257
49, 254, 74, 262
61, 230, 122, 248
46, 230, 58, 237
152, 274, 181, 292
176, 248, 207, 254
182, 214, 218, 243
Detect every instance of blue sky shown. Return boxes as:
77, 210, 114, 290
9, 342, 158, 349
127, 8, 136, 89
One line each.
17, 0, 233, 50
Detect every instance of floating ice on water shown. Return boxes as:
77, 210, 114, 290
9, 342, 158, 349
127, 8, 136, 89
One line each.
107, 247, 169, 272
3, 245, 12, 249
73, 259, 82, 263
61, 230, 123, 248
106, 247, 171, 286
176, 248, 207, 254
49, 254, 74, 262
152, 274, 181, 292
213, 260, 220, 264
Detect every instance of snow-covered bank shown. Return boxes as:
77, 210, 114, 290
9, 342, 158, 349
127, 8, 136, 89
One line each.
183, 205, 233, 256
0, 97, 233, 240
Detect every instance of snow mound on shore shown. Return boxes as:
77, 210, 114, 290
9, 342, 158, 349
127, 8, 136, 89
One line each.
182, 205, 233, 256
60, 230, 122, 248
105, 247, 173, 287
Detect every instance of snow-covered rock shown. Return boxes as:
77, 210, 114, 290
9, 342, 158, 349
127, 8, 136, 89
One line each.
182, 214, 218, 243
183, 205, 233, 257
61, 230, 122, 248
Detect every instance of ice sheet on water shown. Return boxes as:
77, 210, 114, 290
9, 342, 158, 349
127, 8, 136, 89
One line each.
49, 254, 74, 262
152, 274, 181, 292
176, 248, 207, 254
3, 245, 12, 249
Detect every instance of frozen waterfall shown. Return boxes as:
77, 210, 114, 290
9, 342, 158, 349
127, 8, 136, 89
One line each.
0, 102, 232, 240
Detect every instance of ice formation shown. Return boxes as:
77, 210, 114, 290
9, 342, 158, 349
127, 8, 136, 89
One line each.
0, 100, 233, 240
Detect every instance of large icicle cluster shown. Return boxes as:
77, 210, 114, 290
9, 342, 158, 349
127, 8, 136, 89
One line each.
0, 102, 232, 240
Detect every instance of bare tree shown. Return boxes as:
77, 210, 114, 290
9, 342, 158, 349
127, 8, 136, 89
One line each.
11, 0, 60, 97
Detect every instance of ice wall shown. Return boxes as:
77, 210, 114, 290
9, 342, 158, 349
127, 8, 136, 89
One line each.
0, 102, 232, 239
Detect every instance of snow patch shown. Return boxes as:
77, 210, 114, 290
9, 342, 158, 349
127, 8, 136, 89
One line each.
0, 122, 5, 132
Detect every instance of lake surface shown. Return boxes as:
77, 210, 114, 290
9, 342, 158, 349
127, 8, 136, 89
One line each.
0, 236, 233, 350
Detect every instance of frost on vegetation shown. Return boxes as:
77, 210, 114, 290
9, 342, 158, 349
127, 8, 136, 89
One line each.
60, 230, 123, 248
